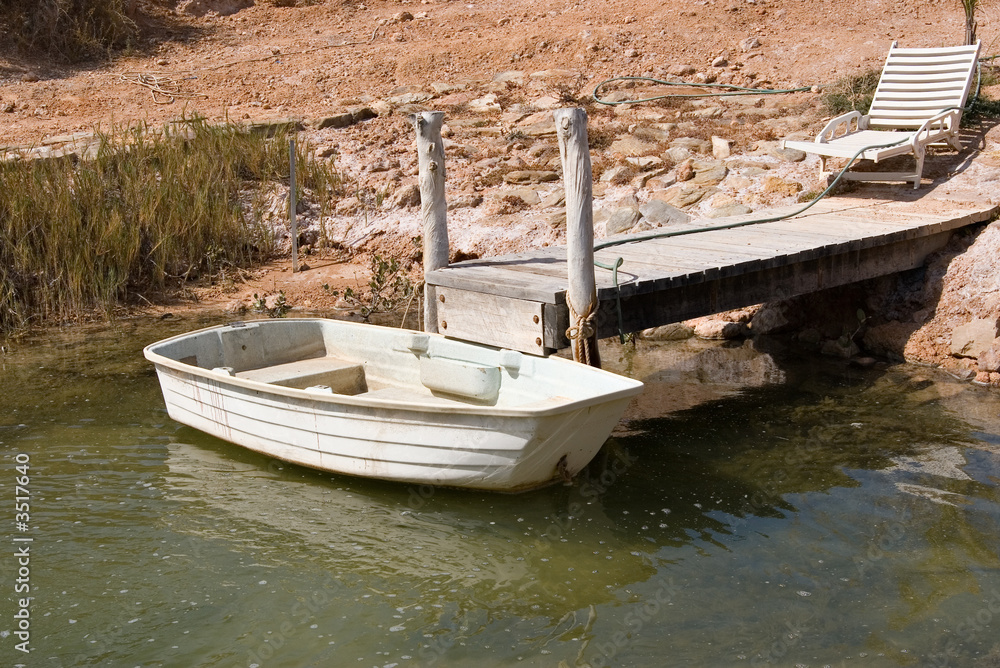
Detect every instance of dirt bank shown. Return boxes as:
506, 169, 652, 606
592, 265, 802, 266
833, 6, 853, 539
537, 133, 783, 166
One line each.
3, 0, 999, 381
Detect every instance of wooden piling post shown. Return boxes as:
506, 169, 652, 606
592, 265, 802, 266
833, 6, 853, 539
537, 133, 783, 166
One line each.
289, 139, 299, 273
554, 108, 601, 367
415, 111, 448, 334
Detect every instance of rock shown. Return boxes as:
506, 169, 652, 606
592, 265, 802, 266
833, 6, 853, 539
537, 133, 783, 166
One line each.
393, 10, 414, 21
770, 146, 807, 162
606, 207, 642, 235
675, 159, 695, 182
447, 194, 483, 210
493, 70, 525, 84
507, 188, 541, 206
705, 203, 752, 218
712, 136, 732, 160
751, 302, 801, 335
540, 189, 566, 208
670, 137, 712, 154
740, 36, 762, 52
693, 319, 747, 340
529, 69, 578, 80
639, 199, 692, 226
641, 323, 695, 341
177, 0, 253, 17
388, 87, 432, 105
600, 165, 633, 185
532, 95, 562, 110
690, 161, 728, 186
503, 170, 558, 184
690, 107, 724, 119
821, 337, 860, 359
669, 64, 697, 76
431, 82, 469, 95
711, 56, 728, 68
951, 319, 1000, 358
547, 211, 567, 229
519, 121, 557, 138
634, 126, 673, 143
315, 112, 354, 130
1, 101, 14, 113
632, 169, 669, 188
660, 185, 715, 209
626, 156, 664, 171
248, 117, 304, 136
977, 340, 1000, 372
389, 183, 421, 209
645, 173, 678, 190
609, 136, 658, 157
469, 94, 501, 113
760, 175, 803, 198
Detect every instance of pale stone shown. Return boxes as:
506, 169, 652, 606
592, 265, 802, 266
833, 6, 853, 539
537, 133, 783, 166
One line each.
705, 203, 752, 218
609, 136, 658, 157
639, 199, 692, 226
977, 339, 1000, 372
389, 183, 421, 209
469, 94, 501, 113
751, 302, 801, 335
540, 189, 566, 208
690, 161, 728, 186
693, 320, 747, 340
606, 207, 642, 235
712, 136, 732, 160
626, 156, 664, 171
951, 319, 1000, 358
670, 137, 712, 154
503, 170, 559, 184
447, 194, 483, 210
641, 323, 695, 341
506, 189, 540, 206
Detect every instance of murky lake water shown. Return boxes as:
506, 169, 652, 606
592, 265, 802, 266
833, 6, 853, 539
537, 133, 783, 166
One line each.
2, 315, 1000, 667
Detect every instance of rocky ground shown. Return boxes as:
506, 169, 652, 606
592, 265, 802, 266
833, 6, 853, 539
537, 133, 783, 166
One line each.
2, 0, 1000, 383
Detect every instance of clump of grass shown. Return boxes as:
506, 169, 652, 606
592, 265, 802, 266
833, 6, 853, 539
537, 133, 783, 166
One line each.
0, 0, 139, 62
0, 117, 342, 334
822, 68, 882, 116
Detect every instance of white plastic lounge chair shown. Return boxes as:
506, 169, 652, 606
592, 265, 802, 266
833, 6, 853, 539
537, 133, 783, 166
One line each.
782, 41, 981, 189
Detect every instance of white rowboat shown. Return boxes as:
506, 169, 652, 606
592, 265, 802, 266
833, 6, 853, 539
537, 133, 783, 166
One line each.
144, 319, 643, 492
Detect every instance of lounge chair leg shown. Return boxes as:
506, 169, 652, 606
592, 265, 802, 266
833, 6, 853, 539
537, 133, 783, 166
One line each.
912, 148, 925, 189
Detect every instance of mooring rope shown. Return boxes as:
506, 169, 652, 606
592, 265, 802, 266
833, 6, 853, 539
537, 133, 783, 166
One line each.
565, 295, 597, 365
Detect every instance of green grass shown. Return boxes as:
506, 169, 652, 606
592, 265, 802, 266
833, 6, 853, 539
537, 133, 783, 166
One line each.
0, 118, 342, 334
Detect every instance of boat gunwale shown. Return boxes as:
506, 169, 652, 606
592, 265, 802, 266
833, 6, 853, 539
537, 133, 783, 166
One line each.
143, 319, 644, 418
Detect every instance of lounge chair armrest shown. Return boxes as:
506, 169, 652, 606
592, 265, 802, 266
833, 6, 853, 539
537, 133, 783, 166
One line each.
816, 111, 868, 143
911, 108, 962, 145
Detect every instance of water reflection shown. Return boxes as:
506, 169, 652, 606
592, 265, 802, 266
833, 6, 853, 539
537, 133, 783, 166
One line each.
2, 319, 1000, 667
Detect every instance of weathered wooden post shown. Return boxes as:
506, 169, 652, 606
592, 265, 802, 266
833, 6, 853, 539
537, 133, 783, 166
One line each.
554, 108, 600, 367
289, 139, 299, 273
415, 111, 448, 334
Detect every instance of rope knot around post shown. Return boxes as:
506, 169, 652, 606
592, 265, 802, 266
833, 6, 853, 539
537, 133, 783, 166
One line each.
565, 296, 596, 342
565, 296, 597, 365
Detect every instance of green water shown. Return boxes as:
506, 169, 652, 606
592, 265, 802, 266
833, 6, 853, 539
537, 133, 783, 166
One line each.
2, 316, 1000, 667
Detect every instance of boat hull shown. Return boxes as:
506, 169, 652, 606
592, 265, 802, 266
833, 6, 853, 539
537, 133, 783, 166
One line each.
145, 319, 643, 492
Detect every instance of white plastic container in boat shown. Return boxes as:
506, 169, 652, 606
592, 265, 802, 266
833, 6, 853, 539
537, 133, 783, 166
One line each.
143, 319, 643, 492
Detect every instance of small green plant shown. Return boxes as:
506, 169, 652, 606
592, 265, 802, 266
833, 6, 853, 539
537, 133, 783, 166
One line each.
251, 291, 290, 318
329, 254, 415, 321
822, 69, 881, 116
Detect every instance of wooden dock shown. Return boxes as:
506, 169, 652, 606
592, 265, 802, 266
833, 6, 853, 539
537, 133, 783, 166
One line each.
426, 197, 997, 355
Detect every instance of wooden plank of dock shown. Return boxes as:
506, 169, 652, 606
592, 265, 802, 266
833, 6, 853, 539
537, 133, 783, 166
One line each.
427, 197, 997, 354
